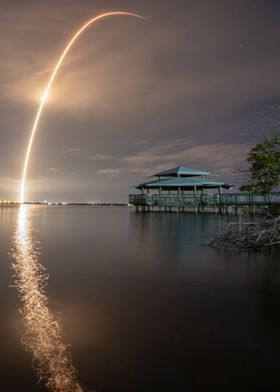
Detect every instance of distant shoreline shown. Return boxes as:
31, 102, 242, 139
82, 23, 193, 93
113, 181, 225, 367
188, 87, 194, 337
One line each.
0, 202, 130, 207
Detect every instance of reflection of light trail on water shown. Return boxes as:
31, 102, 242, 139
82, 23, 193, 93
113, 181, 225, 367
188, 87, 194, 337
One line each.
19, 11, 148, 203
13, 12, 149, 389
11, 205, 85, 392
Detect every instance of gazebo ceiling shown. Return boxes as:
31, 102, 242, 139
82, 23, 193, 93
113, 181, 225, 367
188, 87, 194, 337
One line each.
136, 177, 231, 190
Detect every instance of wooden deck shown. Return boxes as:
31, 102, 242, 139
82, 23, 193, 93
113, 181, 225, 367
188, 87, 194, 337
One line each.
129, 192, 280, 213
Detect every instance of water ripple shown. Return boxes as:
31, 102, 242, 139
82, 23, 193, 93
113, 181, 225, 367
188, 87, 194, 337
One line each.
10, 206, 85, 392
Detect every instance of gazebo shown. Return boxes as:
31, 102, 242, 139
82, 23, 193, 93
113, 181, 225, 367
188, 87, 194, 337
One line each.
129, 166, 232, 213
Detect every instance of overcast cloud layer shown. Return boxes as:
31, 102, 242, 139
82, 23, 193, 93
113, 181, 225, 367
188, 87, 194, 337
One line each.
1, 0, 280, 202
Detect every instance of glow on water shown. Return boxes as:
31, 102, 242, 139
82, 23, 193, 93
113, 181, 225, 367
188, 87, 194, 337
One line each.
12, 12, 149, 390
11, 205, 85, 392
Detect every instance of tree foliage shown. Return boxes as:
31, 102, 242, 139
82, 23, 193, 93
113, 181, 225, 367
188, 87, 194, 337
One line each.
240, 132, 280, 193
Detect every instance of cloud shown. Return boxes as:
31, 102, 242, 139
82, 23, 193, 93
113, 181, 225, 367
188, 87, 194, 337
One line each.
123, 139, 189, 164
89, 153, 112, 160
128, 162, 177, 176
46, 167, 62, 172
63, 147, 85, 154
124, 142, 250, 178
1, 0, 280, 201
96, 168, 120, 176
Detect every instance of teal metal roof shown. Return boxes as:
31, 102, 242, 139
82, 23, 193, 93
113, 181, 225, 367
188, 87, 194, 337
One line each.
136, 177, 231, 190
153, 166, 211, 177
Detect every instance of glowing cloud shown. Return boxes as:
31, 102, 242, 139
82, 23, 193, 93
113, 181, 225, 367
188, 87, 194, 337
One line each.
20, 11, 148, 203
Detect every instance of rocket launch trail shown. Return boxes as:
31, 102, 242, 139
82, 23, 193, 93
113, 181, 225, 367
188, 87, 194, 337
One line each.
19, 11, 148, 203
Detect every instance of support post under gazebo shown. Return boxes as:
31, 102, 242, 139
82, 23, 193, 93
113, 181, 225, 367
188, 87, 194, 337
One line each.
194, 186, 198, 213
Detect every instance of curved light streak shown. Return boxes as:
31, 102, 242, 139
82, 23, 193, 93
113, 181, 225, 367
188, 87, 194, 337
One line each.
20, 11, 148, 203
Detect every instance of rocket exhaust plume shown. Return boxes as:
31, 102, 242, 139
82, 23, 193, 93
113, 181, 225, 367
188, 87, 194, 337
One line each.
19, 11, 148, 203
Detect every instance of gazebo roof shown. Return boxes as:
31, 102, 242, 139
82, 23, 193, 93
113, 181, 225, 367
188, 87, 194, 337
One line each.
153, 166, 210, 177
136, 177, 231, 190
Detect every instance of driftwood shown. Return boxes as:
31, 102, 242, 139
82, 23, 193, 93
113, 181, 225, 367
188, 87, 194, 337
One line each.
210, 217, 280, 251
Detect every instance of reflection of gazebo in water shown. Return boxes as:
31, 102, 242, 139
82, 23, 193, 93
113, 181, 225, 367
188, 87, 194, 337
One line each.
129, 166, 232, 213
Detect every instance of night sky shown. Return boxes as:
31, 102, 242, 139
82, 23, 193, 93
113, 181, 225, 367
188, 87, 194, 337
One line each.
1, 0, 280, 202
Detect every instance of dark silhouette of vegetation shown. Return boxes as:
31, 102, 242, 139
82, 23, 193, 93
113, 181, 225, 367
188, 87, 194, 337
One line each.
240, 132, 280, 194
210, 217, 280, 251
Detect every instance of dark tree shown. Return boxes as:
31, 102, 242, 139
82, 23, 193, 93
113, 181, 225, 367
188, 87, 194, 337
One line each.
240, 132, 280, 193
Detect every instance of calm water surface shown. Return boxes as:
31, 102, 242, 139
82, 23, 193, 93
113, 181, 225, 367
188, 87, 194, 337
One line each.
1, 205, 280, 392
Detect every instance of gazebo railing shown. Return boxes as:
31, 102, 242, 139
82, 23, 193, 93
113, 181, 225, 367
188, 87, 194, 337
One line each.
129, 193, 280, 207
129, 194, 211, 206
219, 193, 280, 205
